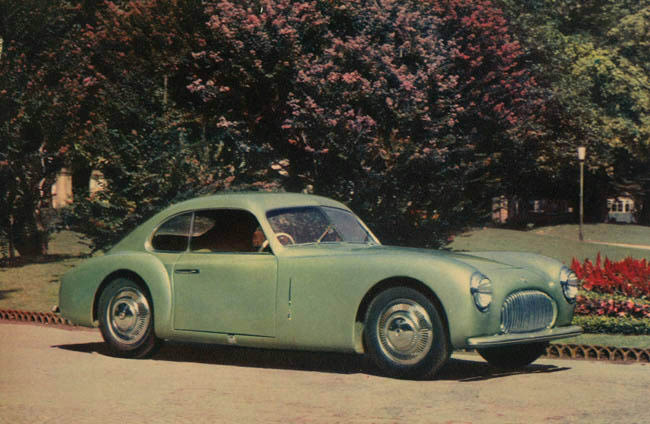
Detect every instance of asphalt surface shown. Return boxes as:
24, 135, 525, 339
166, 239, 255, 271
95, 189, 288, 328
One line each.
0, 322, 648, 423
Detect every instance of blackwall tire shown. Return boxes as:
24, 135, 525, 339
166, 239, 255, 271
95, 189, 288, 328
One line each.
478, 342, 549, 369
98, 278, 161, 358
364, 287, 449, 379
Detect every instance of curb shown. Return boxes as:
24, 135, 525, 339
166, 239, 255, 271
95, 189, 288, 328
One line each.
1, 309, 649, 363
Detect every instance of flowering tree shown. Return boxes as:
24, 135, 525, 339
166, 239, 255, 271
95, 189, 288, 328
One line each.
3, 0, 539, 252
62, 0, 274, 250
191, 0, 538, 245
0, 0, 89, 256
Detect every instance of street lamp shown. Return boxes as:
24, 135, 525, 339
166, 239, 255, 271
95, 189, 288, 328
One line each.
578, 146, 586, 241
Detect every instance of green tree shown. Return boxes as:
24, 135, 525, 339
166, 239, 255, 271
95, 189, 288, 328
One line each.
497, 0, 650, 223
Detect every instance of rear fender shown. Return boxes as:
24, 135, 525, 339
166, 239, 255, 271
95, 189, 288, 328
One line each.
60, 252, 174, 338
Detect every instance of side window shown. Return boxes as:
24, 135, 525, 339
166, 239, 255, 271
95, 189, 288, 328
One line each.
190, 209, 267, 253
151, 212, 193, 252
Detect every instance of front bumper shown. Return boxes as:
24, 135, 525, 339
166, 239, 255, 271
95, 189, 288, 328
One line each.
466, 325, 583, 348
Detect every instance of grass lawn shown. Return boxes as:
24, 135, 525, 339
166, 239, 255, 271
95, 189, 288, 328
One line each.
533, 223, 650, 247
552, 334, 650, 349
0, 231, 91, 312
446, 224, 650, 265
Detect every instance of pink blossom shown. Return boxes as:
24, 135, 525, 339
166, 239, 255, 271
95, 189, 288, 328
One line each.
342, 72, 359, 84
82, 76, 96, 87
327, 72, 340, 83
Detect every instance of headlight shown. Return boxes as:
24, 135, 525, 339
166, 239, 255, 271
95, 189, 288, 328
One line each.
560, 266, 579, 302
470, 272, 492, 312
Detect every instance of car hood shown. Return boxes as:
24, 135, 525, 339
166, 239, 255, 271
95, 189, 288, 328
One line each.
371, 245, 527, 272
369, 245, 555, 282
285, 243, 534, 273
282, 243, 558, 286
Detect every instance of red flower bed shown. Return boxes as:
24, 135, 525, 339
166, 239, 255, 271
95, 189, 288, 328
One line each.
571, 254, 650, 298
575, 295, 650, 319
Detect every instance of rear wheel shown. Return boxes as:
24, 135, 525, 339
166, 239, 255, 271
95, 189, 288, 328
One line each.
364, 287, 449, 379
478, 342, 549, 369
98, 278, 161, 358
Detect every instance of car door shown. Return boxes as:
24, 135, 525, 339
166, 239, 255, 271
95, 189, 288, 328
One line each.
172, 209, 278, 337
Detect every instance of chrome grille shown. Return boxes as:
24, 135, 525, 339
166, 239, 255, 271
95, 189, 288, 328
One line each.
501, 290, 556, 333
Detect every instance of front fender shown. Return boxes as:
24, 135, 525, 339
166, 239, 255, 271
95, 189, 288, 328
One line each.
377, 255, 480, 349
59, 252, 174, 338
276, 247, 480, 352
466, 251, 566, 279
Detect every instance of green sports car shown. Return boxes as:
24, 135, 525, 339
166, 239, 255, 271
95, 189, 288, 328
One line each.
59, 192, 582, 378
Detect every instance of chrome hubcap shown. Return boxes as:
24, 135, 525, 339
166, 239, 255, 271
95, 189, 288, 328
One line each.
107, 288, 151, 345
377, 299, 433, 365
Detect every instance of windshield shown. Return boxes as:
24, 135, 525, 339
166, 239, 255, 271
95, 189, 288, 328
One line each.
266, 206, 378, 246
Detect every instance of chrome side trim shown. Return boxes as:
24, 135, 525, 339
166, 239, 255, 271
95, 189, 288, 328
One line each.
175, 269, 200, 274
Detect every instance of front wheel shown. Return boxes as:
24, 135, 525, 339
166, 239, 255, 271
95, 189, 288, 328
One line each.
98, 278, 161, 358
477, 342, 549, 369
364, 287, 449, 379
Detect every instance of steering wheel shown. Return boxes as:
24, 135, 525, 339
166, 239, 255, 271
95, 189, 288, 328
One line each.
275, 232, 296, 245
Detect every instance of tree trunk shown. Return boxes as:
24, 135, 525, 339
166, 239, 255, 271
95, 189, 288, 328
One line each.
13, 229, 48, 257
12, 205, 49, 258
639, 189, 650, 226
72, 166, 92, 199
12, 171, 53, 258
285, 146, 306, 193
8, 216, 15, 259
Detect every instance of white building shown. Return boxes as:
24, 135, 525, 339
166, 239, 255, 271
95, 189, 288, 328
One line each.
51, 169, 105, 209
607, 196, 636, 223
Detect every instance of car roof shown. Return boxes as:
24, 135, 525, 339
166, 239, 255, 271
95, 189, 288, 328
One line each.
163, 192, 351, 216
109, 192, 352, 253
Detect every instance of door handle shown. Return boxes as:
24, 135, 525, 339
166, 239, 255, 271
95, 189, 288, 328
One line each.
175, 268, 200, 274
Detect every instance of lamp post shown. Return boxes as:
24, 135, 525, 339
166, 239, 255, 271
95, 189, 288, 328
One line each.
578, 146, 586, 241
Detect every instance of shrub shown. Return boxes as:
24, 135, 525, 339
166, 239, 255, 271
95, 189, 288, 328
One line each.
572, 315, 650, 336
571, 254, 650, 298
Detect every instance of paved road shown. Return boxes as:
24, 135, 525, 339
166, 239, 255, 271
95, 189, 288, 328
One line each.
1, 322, 648, 424
585, 240, 650, 251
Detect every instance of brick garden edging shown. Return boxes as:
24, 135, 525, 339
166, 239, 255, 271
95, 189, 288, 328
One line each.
544, 343, 650, 363
1, 309, 649, 363
0, 309, 74, 326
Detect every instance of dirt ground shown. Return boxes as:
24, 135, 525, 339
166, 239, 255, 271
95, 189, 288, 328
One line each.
1, 322, 648, 423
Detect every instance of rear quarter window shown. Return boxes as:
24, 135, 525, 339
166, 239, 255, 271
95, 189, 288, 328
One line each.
150, 212, 193, 252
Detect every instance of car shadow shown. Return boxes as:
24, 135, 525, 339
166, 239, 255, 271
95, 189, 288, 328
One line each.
436, 356, 571, 382
53, 342, 570, 381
